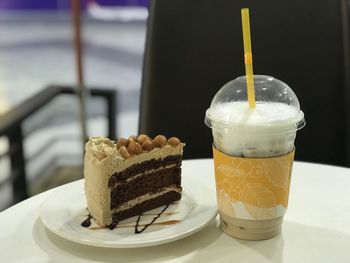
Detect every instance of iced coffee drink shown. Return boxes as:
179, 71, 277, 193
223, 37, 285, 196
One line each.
205, 75, 305, 240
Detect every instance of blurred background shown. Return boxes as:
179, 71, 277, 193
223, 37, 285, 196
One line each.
0, 0, 148, 210
1, 0, 349, 211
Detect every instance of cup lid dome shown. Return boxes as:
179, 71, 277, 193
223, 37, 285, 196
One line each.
205, 75, 305, 130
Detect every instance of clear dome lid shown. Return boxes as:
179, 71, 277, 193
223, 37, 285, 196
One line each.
205, 75, 305, 130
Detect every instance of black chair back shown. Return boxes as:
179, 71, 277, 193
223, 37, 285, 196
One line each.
139, 0, 350, 166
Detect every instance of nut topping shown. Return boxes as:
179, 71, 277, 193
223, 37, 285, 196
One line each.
153, 135, 167, 147
116, 138, 129, 149
167, 137, 181, 146
141, 139, 154, 151
119, 146, 130, 159
127, 141, 142, 155
137, 134, 150, 144
115, 134, 182, 159
128, 135, 138, 143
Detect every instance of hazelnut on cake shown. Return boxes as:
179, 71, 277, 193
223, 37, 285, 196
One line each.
84, 135, 184, 228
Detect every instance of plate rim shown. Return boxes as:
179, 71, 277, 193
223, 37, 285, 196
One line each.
40, 175, 218, 248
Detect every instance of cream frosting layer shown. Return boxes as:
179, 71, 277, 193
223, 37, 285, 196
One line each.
110, 163, 178, 187
112, 185, 181, 213
85, 136, 184, 175
84, 136, 184, 226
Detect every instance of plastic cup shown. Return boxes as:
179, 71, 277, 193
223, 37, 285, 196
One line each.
205, 75, 305, 240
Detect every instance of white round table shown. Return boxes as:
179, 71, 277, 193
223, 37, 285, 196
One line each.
0, 159, 350, 262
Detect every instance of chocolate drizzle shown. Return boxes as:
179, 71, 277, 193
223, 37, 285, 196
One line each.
135, 205, 169, 234
108, 221, 119, 230
81, 205, 178, 232
81, 214, 92, 227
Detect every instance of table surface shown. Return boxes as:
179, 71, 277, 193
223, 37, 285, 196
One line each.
1, 159, 350, 263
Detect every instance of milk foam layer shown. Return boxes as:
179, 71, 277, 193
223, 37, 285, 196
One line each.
210, 101, 301, 157
210, 101, 300, 125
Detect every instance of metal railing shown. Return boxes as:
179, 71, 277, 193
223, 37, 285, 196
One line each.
0, 85, 117, 205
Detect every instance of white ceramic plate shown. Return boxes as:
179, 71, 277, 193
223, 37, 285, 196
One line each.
40, 172, 217, 248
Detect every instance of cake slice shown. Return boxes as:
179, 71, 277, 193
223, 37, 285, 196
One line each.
84, 135, 184, 228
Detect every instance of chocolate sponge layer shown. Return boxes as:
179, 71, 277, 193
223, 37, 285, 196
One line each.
110, 167, 181, 209
112, 190, 182, 223
108, 155, 182, 186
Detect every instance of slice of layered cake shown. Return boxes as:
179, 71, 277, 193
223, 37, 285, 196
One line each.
84, 135, 184, 228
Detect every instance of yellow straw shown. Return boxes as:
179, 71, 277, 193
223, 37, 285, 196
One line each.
241, 8, 256, 108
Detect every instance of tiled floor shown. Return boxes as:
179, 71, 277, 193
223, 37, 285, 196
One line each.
0, 12, 146, 209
